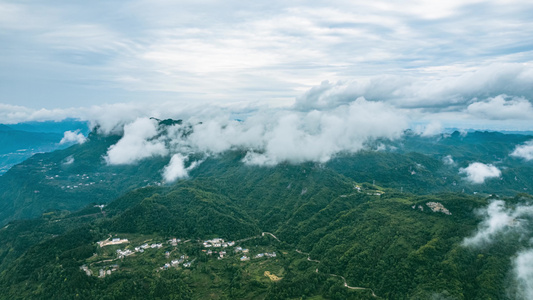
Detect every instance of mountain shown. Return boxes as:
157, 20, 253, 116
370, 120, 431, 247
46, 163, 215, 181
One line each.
2, 127, 531, 226
0, 123, 532, 299
0, 167, 530, 299
6, 119, 90, 134
0, 119, 89, 175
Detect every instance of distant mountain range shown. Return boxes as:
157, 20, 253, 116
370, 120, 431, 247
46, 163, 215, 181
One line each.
0, 119, 89, 175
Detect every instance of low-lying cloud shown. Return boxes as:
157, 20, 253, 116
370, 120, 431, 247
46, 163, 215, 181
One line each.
162, 154, 203, 183
418, 121, 443, 137
514, 249, 533, 300
463, 199, 533, 299
59, 130, 86, 145
459, 162, 501, 184
104, 118, 168, 165
462, 200, 528, 247
511, 140, 533, 161
103, 98, 408, 169
442, 155, 455, 166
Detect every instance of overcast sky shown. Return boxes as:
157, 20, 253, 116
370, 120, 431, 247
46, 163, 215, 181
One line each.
1, 0, 532, 129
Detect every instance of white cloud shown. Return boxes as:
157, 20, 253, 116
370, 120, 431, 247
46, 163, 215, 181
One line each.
459, 162, 501, 184
104, 118, 168, 165
463, 199, 533, 299
418, 121, 443, 137
514, 249, 533, 300
463, 200, 533, 247
241, 98, 407, 165
293, 64, 533, 112
463, 200, 516, 247
162, 154, 203, 183
59, 130, 86, 145
443, 155, 455, 165
98, 97, 407, 167
62, 155, 74, 165
466, 95, 533, 120
2, 1, 533, 111
511, 140, 533, 161
162, 153, 188, 182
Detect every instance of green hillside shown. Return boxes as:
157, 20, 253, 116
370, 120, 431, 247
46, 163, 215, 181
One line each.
0, 127, 532, 298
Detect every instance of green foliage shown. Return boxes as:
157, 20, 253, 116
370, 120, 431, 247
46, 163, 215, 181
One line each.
0, 129, 532, 298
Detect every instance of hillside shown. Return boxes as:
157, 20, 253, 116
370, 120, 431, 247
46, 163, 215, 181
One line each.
0, 170, 530, 299
0, 127, 531, 226
0, 125, 532, 298
0, 120, 89, 175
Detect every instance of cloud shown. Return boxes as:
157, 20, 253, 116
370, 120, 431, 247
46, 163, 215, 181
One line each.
59, 130, 86, 145
2, 1, 533, 112
162, 154, 188, 182
104, 118, 168, 165
466, 95, 533, 120
62, 155, 74, 165
514, 249, 533, 300
463, 200, 518, 247
293, 64, 533, 112
99, 97, 407, 167
463, 200, 533, 247
198, 97, 407, 166
162, 153, 203, 183
418, 121, 443, 137
511, 140, 533, 161
459, 162, 501, 184
443, 155, 455, 166
463, 199, 533, 298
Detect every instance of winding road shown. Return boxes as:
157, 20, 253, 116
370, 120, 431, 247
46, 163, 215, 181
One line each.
294, 250, 378, 297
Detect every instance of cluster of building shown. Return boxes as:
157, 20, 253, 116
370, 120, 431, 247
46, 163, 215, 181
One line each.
254, 252, 277, 259
80, 264, 119, 278
168, 238, 181, 246
98, 265, 119, 278
114, 242, 163, 258
204, 249, 227, 259
240, 252, 277, 261
116, 249, 134, 259
160, 256, 194, 270
134, 243, 163, 253
234, 246, 249, 253
202, 238, 235, 248
80, 264, 92, 276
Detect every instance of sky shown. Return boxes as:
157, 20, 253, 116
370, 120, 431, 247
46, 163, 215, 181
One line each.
0, 0, 533, 130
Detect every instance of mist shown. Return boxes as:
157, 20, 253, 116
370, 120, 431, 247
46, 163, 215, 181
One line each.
459, 162, 501, 184
463, 199, 533, 299
103, 97, 408, 171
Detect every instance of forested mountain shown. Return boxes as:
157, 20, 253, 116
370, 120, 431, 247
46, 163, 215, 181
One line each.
0, 124, 532, 299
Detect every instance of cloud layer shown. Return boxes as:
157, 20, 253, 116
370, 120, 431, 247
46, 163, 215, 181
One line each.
103, 97, 408, 169
1, 1, 533, 112
459, 162, 501, 184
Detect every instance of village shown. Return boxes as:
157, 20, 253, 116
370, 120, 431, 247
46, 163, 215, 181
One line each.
81, 235, 280, 278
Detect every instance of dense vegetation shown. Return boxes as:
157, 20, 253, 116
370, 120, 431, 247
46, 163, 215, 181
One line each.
0, 127, 532, 299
